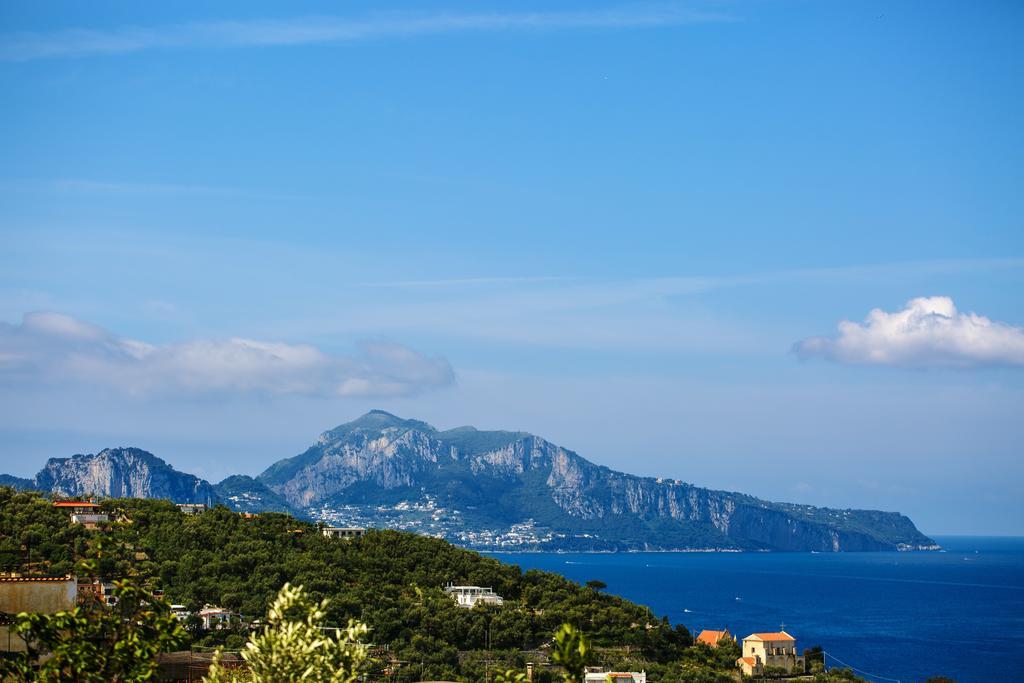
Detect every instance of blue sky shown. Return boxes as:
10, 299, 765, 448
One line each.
1, 1, 1022, 535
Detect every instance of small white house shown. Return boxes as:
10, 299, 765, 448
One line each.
177, 503, 207, 515
198, 605, 237, 630
444, 584, 504, 608
170, 604, 191, 622
321, 526, 366, 540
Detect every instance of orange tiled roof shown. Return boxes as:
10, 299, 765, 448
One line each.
739, 657, 757, 666
0, 575, 74, 583
746, 631, 795, 641
697, 630, 728, 646
53, 501, 99, 508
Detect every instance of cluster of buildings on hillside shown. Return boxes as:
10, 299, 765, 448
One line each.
18, 499, 810, 679
310, 495, 571, 549
54, 500, 209, 530
440, 587, 807, 679
0, 499, 246, 658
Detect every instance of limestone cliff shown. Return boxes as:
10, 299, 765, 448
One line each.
1, 411, 938, 552
258, 411, 938, 552
33, 447, 216, 505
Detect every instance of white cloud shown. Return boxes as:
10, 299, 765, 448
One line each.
0, 7, 733, 62
795, 296, 1024, 368
0, 312, 454, 397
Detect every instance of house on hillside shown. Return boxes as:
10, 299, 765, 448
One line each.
444, 584, 504, 608
170, 604, 192, 622
176, 503, 207, 515
71, 513, 109, 529
584, 669, 646, 683
736, 631, 805, 677
78, 579, 120, 606
199, 605, 239, 630
321, 526, 366, 540
696, 628, 733, 647
54, 501, 109, 528
53, 501, 100, 515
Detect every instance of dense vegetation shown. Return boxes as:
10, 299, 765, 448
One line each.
0, 487, 879, 682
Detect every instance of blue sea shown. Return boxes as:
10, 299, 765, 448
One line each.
492, 537, 1024, 683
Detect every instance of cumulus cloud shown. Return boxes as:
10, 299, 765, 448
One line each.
794, 296, 1024, 368
0, 312, 454, 397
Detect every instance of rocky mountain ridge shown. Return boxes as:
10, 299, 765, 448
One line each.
257, 411, 937, 552
32, 447, 218, 505
1, 411, 938, 552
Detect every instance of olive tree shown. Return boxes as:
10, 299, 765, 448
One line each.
203, 583, 369, 683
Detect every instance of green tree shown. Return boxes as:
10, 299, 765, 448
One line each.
494, 669, 531, 683
203, 583, 369, 683
551, 623, 594, 683
0, 580, 186, 682
804, 645, 825, 673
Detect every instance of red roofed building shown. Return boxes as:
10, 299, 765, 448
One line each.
53, 501, 108, 528
736, 631, 805, 677
52, 501, 100, 515
696, 628, 733, 648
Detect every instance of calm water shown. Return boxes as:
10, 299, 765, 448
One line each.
492, 537, 1024, 683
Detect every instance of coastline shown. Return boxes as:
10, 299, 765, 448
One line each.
478, 544, 943, 555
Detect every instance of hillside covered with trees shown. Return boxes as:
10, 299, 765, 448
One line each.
0, 487, 873, 681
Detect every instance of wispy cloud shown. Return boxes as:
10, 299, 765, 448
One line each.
360, 276, 578, 289
0, 7, 734, 62
0, 312, 455, 398
47, 179, 307, 201
278, 258, 1024, 355
52, 179, 239, 197
794, 297, 1024, 368
0, 178, 306, 200
357, 259, 1024, 293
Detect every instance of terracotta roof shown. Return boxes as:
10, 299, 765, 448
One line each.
53, 501, 99, 508
746, 631, 795, 641
739, 657, 757, 666
696, 630, 729, 646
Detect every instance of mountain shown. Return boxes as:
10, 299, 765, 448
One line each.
7, 448, 302, 517
0, 474, 33, 490
0, 412, 937, 552
257, 410, 938, 552
33, 447, 217, 505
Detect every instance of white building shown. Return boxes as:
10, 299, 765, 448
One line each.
170, 604, 191, 622
444, 584, 504, 608
177, 503, 207, 515
321, 526, 366, 540
584, 670, 646, 683
198, 605, 237, 630
70, 513, 109, 528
